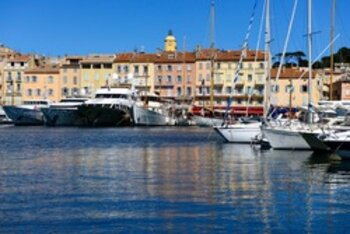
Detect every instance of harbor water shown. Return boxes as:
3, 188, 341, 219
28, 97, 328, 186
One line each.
0, 126, 350, 233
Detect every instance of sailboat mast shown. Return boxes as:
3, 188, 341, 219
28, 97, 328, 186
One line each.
210, 0, 215, 112
307, 0, 312, 118
329, 0, 336, 100
263, 0, 271, 118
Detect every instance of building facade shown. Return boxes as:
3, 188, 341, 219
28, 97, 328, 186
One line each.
80, 55, 114, 96
60, 56, 83, 97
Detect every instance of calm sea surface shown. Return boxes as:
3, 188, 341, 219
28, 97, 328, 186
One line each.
0, 126, 350, 233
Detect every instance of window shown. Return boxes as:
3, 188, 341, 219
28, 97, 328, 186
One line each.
73, 76, 78, 85
285, 85, 294, 93
63, 76, 68, 84
167, 75, 172, 83
83, 73, 89, 81
117, 65, 121, 72
206, 62, 210, 69
73, 68, 78, 73
300, 85, 308, 93
177, 87, 182, 96
134, 65, 139, 74
11, 62, 14, 67
27, 89, 32, 96
186, 87, 192, 96
228, 63, 232, 69
217, 63, 221, 69
247, 74, 253, 82
157, 65, 162, 71
48, 76, 53, 83
199, 63, 203, 70
62, 87, 69, 96
48, 89, 53, 96
72, 88, 79, 96
82, 64, 90, 69
248, 63, 253, 69
93, 64, 101, 69
177, 65, 182, 71
95, 73, 99, 81
157, 75, 162, 84
26, 76, 30, 83
32, 76, 37, 82
225, 86, 232, 94
259, 63, 264, 69
123, 65, 129, 73
63, 68, 67, 73
36, 89, 41, 96
246, 86, 252, 94
271, 85, 279, 93
20, 62, 24, 67
103, 63, 112, 69
167, 65, 172, 71
187, 65, 192, 71
177, 75, 182, 83
143, 65, 148, 74
199, 74, 203, 81
16, 83, 21, 92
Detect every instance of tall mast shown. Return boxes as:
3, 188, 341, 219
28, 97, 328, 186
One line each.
210, 0, 215, 48
307, 0, 312, 120
263, 0, 271, 118
210, 0, 216, 111
329, 0, 336, 100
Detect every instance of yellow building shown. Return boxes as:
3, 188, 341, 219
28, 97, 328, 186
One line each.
114, 53, 156, 93
270, 68, 322, 107
164, 30, 177, 52
23, 66, 61, 102
80, 55, 115, 96
60, 56, 83, 97
194, 49, 266, 115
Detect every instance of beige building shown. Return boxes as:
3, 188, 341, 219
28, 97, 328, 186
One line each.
60, 56, 83, 97
114, 53, 156, 93
23, 66, 61, 102
2, 55, 34, 105
269, 68, 322, 107
80, 55, 114, 96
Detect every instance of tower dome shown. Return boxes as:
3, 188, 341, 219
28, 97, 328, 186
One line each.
164, 30, 177, 52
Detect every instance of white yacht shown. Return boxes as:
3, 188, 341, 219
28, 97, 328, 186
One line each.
3, 100, 51, 126
77, 87, 136, 126
41, 97, 88, 126
132, 92, 175, 126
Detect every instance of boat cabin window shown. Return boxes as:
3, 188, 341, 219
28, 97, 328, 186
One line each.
95, 94, 127, 99
60, 99, 87, 103
23, 101, 48, 105
141, 96, 161, 102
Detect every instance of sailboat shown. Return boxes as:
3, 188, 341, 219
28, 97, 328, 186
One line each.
214, 0, 266, 143
262, 0, 314, 150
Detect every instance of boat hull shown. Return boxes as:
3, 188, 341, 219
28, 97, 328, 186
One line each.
3, 106, 44, 126
300, 132, 331, 151
324, 141, 350, 160
77, 105, 131, 127
192, 115, 223, 127
214, 123, 261, 143
41, 108, 87, 126
262, 127, 311, 150
132, 105, 173, 126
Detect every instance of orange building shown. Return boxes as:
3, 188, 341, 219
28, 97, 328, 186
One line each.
23, 66, 61, 102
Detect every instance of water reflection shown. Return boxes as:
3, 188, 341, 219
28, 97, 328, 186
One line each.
0, 127, 350, 232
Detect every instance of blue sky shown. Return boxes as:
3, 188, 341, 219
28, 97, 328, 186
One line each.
0, 0, 349, 58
